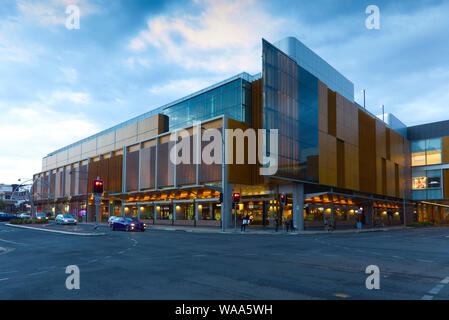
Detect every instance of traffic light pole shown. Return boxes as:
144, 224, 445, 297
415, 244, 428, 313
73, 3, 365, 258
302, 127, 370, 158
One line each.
234, 202, 236, 231
282, 203, 285, 233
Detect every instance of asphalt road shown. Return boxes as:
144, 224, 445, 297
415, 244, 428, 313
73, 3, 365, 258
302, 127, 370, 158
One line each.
1, 222, 449, 300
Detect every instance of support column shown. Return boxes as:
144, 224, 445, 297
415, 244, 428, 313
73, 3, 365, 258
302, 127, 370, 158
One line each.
154, 203, 158, 224
137, 205, 141, 221
222, 182, 233, 230
121, 200, 125, 217
194, 200, 199, 227
292, 183, 304, 231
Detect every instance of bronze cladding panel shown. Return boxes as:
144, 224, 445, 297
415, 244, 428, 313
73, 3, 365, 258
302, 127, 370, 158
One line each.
386, 160, 396, 197
443, 169, 449, 199
251, 78, 263, 130
344, 143, 359, 191
337, 139, 345, 188
327, 90, 337, 137
318, 132, 337, 187
227, 118, 254, 185
442, 137, 449, 164
386, 128, 391, 160
140, 146, 155, 189
108, 155, 123, 193
358, 110, 377, 194
376, 120, 386, 159
318, 81, 328, 133
157, 141, 175, 188
176, 135, 196, 186
126, 150, 139, 192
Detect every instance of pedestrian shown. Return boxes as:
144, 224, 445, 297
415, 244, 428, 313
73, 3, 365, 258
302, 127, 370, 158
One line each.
241, 215, 246, 232
275, 217, 279, 232
290, 218, 295, 232
286, 218, 290, 232
324, 216, 328, 231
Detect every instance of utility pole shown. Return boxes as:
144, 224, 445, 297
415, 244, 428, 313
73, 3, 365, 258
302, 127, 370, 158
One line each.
361, 89, 366, 109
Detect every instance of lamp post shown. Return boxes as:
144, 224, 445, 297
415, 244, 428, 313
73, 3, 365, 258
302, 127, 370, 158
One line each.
361, 89, 366, 109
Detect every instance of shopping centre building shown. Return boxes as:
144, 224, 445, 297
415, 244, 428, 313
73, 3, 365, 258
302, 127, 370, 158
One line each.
32, 37, 449, 230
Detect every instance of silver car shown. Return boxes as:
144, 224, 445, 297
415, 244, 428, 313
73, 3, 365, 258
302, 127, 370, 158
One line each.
108, 216, 121, 226
55, 214, 77, 225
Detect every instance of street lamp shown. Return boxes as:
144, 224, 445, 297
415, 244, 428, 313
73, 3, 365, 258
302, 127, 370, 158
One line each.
361, 89, 366, 109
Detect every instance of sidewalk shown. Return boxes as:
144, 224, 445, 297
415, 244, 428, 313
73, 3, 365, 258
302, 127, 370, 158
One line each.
6, 223, 106, 236
76, 221, 407, 235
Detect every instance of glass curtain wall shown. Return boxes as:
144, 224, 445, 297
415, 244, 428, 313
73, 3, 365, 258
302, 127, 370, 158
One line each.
262, 39, 319, 181
412, 169, 442, 200
411, 138, 442, 166
162, 79, 251, 131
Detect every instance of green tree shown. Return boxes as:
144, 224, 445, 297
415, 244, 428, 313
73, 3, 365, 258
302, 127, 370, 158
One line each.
0, 199, 6, 211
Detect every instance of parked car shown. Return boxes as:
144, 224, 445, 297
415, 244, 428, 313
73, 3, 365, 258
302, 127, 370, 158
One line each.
18, 213, 31, 219
108, 216, 121, 226
55, 214, 77, 225
111, 217, 146, 232
35, 213, 47, 221
0, 212, 16, 221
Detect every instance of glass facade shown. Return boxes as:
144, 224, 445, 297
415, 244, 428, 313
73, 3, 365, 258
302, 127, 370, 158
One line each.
412, 168, 442, 200
411, 138, 442, 166
262, 39, 319, 181
162, 78, 252, 131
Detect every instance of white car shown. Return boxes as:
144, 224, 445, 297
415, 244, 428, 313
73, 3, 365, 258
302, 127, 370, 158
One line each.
18, 213, 31, 219
108, 216, 121, 226
55, 214, 77, 225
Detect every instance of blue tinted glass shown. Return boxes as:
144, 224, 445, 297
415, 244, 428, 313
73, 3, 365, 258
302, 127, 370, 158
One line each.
426, 138, 442, 151
411, 140, 426, 153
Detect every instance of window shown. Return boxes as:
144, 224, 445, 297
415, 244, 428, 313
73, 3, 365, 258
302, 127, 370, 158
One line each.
412, 176, 426, 189
411, 138, 442, 166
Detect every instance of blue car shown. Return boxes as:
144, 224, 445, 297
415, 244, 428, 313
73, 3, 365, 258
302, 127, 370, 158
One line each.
111, 217, 146, 232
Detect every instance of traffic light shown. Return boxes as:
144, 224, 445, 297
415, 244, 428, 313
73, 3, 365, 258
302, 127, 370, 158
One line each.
92, 179, 104, 194
279, 193, 287, 205
219, 192, 224, 203
232, 192, 240, 203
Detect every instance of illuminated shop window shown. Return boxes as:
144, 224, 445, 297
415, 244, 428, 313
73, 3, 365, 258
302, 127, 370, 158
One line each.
412, 176, 427, 189
411, 152, 426, 166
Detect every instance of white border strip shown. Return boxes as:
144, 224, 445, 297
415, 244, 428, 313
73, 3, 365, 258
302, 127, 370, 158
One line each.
5, 224, 106, 236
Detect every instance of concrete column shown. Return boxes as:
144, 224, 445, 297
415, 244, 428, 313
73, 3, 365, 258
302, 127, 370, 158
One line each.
195, 201, 199, 227
292, 183, 304, 231
121, 200, 125, 217
209, 202, 213, 219
222, 182, 233, 230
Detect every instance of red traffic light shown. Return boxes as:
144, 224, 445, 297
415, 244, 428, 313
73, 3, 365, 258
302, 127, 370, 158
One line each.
280, 193, 286, 204
232, 192, 240, 203
92, 179, 104, 194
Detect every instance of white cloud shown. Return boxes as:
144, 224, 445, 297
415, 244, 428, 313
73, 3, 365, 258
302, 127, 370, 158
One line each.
0, 102, 99, 184
50, 90, 90, 104
127, 0, 287, 74
17, 0, 100, 27
148, 77, 220, 97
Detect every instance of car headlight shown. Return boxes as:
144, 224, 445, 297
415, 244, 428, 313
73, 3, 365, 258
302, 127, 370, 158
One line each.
131, 223, 135, 226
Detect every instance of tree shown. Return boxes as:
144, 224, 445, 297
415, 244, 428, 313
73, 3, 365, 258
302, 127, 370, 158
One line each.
0, 199, 6, 211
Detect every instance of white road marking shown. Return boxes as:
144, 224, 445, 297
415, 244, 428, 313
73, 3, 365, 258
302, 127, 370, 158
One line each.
421, 295, 434, 300
417, 259, 433, 263
0, 270, 18, 275
28, 271, 48, 276
372, 252, 382, 256
88, 259, 98, 263
0, 278, 9, 281
440, 277, 449, 284
0, 238, 25, 245
392, 255, 404, 259
117, 251, 125, 254
428, 284, 444, 295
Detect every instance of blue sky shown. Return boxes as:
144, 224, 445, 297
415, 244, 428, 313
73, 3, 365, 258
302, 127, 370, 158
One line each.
1, 0, 448, 183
